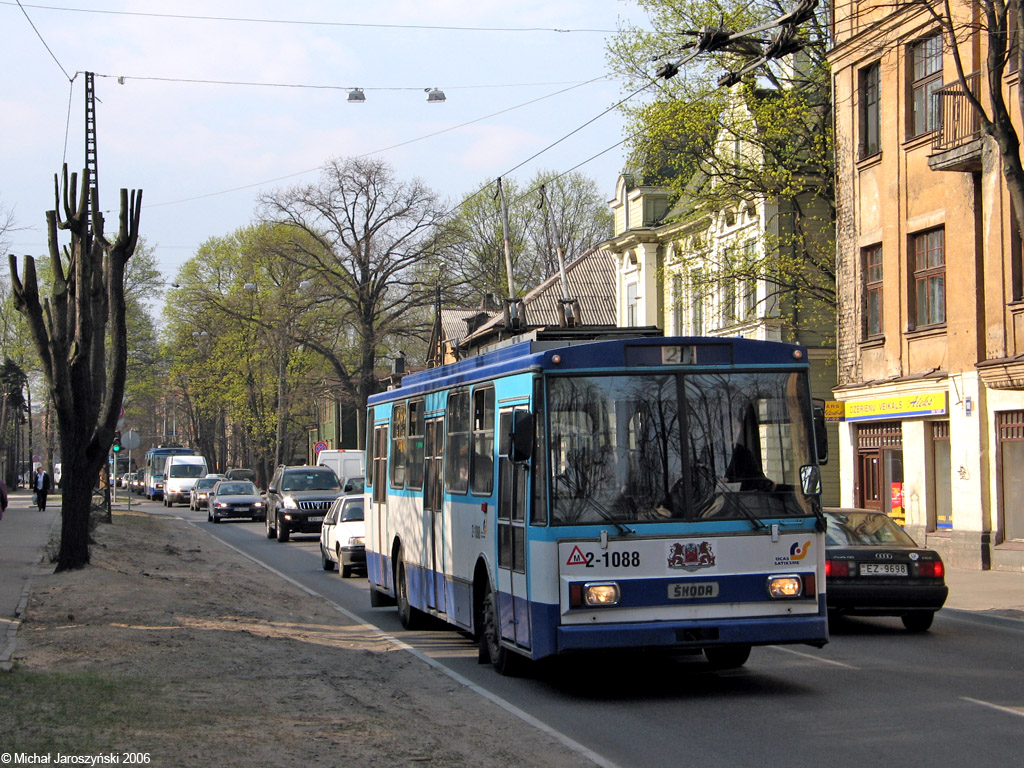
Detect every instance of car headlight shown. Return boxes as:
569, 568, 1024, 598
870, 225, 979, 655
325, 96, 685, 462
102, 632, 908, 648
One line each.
215, 502, 230, 509
283, 497, 298, 509
253, 501, 265, 508
348, 536, 365, 546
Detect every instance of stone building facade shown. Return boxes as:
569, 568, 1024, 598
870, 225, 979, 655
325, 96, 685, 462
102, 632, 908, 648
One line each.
829, 0, 1024, 570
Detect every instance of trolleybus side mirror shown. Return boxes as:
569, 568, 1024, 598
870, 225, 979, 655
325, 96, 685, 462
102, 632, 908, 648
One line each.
511, 412, 534, 463
800, 465, 821, 497
812, 399, 828, 465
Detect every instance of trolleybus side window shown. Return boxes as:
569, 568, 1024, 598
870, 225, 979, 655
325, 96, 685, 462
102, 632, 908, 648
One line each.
471, 387, 495, 495
391, 402, 407, 488
445, 390, 470, 493
407, 399, 425, 490
372, 424, 389, 504
424, 418, 444, 513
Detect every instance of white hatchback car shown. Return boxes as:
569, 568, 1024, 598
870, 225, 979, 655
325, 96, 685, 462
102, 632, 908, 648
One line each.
320, 495, 365, 578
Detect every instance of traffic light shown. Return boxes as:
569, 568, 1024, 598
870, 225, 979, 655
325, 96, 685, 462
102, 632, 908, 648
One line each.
112, 430, 122, 453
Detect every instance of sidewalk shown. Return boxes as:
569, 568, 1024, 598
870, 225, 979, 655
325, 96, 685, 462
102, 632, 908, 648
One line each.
943, 566, 1024, 622
0, 489, 61, 669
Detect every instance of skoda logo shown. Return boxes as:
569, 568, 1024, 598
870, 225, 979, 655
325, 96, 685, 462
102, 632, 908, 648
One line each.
875, 553, 894, 560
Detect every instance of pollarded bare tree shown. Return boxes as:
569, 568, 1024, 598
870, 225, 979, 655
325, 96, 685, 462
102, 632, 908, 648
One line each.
7, 166, 141, 571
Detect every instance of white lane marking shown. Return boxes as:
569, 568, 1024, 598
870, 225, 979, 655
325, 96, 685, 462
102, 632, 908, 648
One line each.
961, 697, 1024, 719
187, 518, 624, 768
769, 645, 858, 669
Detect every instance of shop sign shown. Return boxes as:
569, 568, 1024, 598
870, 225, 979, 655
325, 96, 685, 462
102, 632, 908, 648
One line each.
824, 401, 846, 422
844, 392, 948, 422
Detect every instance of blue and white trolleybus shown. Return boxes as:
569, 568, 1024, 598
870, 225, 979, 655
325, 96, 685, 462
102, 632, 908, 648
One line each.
365, 331, 829, 673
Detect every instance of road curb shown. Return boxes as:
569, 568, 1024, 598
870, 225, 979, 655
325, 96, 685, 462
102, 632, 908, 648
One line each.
942, 606, 1024, 629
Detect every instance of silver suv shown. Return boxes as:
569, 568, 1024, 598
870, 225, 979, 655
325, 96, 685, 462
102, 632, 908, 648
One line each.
265, 465, 343, 543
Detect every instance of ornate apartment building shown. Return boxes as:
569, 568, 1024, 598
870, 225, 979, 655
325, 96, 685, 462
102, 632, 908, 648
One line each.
830, 1, 1024, 569
604, 164, 840, 504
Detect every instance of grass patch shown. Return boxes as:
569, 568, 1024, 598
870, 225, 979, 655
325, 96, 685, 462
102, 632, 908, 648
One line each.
0, 668, 189, 753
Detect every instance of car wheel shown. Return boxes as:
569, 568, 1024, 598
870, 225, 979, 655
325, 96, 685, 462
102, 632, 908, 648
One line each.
396, 558, 423, 629
321, 544, 335, 571
902, 611, 935, 632
703, 645, 751, 670
479, 588, 521, 676
212, 514, 220, 524
276, 516, 290, 542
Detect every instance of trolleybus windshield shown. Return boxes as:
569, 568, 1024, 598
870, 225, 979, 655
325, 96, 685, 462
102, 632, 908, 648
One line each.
546, 370, 815, 525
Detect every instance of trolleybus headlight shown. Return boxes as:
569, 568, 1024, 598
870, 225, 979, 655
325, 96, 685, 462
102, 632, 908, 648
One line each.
570, 582, 620, 608
767, 575, 803, 598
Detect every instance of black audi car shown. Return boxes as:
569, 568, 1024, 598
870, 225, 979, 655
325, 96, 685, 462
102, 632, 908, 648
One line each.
824, 508, 948, 632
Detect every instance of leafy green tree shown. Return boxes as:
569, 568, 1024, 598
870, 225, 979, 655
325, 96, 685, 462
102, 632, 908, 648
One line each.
608, 0, 836, 336
164, 226, 324, 483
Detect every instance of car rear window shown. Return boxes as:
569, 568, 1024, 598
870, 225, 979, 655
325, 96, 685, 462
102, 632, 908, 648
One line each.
825, 512, 918, 547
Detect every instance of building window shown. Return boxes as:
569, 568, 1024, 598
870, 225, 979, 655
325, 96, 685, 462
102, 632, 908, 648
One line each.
998, 411, 1024, 541
626, 282, 639, 326
690, 269, 704, 334
740, 240, 757, 319
931, 421, 952, 530
910, 35, 943, 138
912, 228, 945, 328
671, 274, 683, 334
1012, 200, 1023, 302
863, 245, 883, 338
859, 61, 881, 158
721, 250, 737, 325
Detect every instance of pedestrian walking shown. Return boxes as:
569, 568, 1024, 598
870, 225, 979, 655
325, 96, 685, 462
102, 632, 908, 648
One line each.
34, 465, 52, 511
0, 475, 7, 520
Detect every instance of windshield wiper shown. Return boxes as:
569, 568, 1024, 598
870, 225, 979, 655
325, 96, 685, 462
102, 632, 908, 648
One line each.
582, 496, 634, 535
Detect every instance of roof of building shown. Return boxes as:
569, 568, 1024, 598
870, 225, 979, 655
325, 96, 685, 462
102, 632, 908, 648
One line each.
459, 245, 617, 350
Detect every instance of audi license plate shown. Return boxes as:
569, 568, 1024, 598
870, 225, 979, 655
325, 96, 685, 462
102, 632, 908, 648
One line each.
860, 563, 908, 576
308, 516, 324, 523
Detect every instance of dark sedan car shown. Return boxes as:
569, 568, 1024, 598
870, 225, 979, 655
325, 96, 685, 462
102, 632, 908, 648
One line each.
207, 481, 267, 524
824, 508, 948, 631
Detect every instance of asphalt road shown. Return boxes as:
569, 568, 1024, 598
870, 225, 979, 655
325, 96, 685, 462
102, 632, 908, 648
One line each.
145, 495, 1024, 768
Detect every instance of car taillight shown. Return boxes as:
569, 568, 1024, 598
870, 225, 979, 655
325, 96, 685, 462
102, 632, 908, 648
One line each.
826, 559, 852, 577
918, 560, 944, 578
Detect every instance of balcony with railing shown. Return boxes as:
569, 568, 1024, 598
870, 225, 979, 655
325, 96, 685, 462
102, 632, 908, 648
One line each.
929, 72, 983, 172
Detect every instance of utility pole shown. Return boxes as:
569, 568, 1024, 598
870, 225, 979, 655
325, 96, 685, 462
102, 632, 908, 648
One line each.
85, 71, 99, 218
495, 178, 524, 331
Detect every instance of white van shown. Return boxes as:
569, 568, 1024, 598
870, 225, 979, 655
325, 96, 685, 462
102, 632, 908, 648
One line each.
163, 455, 209, 507
316, 449, 365, 492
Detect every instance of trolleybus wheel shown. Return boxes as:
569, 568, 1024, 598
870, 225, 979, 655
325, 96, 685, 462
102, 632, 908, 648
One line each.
703, 645, 751, 670
396, 558, 425, 629
480, 590, 522, 676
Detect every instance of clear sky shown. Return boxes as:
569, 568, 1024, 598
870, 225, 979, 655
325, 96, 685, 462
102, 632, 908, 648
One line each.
1, 1, 650, 289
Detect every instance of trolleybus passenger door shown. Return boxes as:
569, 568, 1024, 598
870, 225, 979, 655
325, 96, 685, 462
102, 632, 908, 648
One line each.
424, 418, 446, 612
372, 424, 390, 592
497, 407, 531, 649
